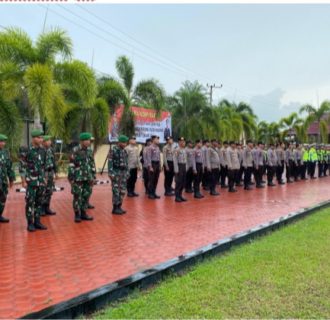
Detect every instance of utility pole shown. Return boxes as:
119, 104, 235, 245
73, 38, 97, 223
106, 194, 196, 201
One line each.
207, 83, 223, 106
42, 5, 49, 33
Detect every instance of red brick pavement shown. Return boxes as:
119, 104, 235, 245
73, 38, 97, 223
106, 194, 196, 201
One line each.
0, 176, 329, 318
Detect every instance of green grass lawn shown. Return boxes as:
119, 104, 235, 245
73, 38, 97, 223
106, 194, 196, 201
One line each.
94, 208, 330, 319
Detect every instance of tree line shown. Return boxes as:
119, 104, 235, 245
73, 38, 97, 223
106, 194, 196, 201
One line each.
1, 27, 329, 155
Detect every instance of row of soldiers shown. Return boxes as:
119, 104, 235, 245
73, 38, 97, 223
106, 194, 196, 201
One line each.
0, 130, 132, 230
0, 131, 57, 229
124, 136, 329, 202
1, 131, 329, 227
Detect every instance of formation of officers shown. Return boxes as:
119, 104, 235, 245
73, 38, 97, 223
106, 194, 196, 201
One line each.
1, 130, 330, 231
138, 135, 330, 203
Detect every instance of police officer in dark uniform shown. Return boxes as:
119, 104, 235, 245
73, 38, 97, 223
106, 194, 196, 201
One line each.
174, 137, 187, 202
193, 139, 204, 199
146, 135, 161, 199
185, 140, 195, 193
163, 136, 175, 196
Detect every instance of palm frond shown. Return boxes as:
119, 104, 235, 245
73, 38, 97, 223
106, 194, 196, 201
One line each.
54, 60, 97, 107
0, 27, 35, 67
36, 27, 72, 63
115, 55, 134, 96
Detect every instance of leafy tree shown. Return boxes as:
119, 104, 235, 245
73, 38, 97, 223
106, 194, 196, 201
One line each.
0, 27, 97, 140
98, 56, 166, 137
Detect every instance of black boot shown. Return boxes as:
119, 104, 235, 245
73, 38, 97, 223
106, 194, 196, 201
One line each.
40, 205, 46, 217
27, 218, 36, 232
210, 189, 220, 196
164, 191, 175, 196
194, 192, 204, 199
87, 203, 95, 209
132, 191, 139, 197
180, 196, 187, 201
75, 211, 82, 223
81, 210, 94, 221
127, 192, 135, 197
45, 205, 56, 216
112, 205, 125, 215
0, 214, 9, 223
34, 217, 47, 230
119, 203, 127, 214
175, 195, 182, 202
148, 193, 156, 199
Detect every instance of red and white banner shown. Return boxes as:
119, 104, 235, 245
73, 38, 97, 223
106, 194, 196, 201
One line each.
109, 105, 172, 144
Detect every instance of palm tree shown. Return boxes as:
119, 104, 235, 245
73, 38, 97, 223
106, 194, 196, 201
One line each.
98, 56, 166, 137
279, 112, 303, 140
257, 121, 280, 144
169, 81, 218, 139
0, 27, 97, 139
299, 101, 330, 143
0, 96, 22, 154
216, 100, 258, 142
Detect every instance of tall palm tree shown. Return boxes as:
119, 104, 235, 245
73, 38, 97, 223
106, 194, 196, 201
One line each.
279, 112, 304, 141
0, 27, 97, 139
217, 100, 257, 141
98, 56, 166, 137
257, 121, 280, 144
299, 101, 330, 143
169, 81, 218, 139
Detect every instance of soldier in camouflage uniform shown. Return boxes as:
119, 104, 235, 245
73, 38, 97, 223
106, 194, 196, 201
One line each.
41, 135, 57, 216
20, 129, 48, 232
0, 134, 15, 223
108, 135, 129, 215
68, 132, 95, 223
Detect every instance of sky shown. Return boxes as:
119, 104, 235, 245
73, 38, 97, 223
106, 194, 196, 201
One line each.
0, 4, 330, 121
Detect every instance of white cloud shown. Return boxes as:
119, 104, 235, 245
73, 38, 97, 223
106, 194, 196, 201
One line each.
281, 83, 330, 108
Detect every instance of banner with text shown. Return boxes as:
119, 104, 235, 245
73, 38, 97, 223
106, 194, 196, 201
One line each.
109, 105, 172, 143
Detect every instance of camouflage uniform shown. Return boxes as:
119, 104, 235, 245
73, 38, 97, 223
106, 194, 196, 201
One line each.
0, 148, 15, 219
68, 145, 96, 214
43, 146, 57, 210
19, 145, 46, 221
108, 145, 129, 206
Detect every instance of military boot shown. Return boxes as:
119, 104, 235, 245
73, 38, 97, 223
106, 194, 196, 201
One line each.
210, 188, 220, 196
27, 218, 36, 232
75, 211, 82, 223
45, 205, 56, 216
0, 213, 9, 223
194, 191, 204, 199
119, 204, 127, 213
180, 196, 187, 201
87, 203, 95, 209
175, 195, 182, 202
40, 205, 46, 217
81, 210, 94, 221
34, 218, 47, 230
112, 205, 125, 215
